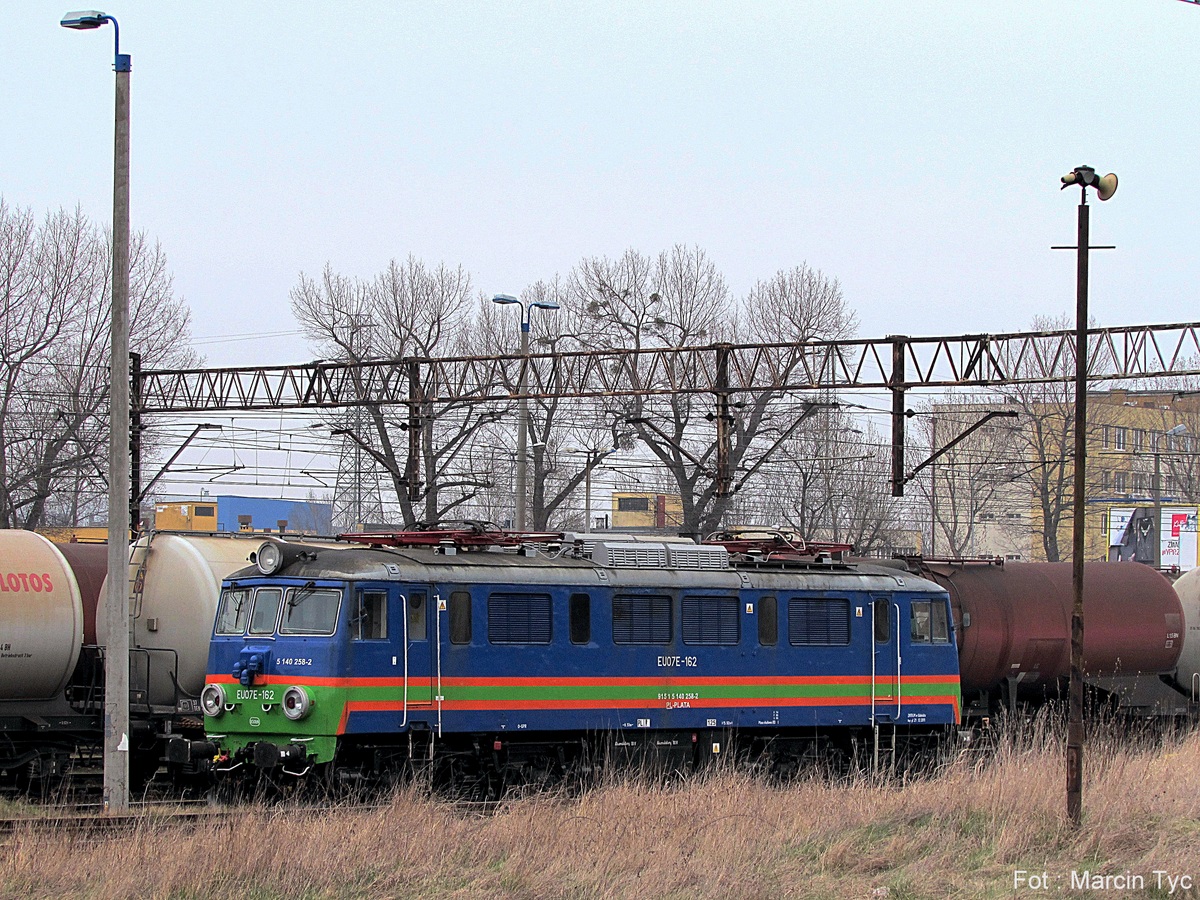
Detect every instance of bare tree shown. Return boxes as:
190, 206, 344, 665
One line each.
0, 200, 198, 529
473, 276, 635, 530
908, 398, 1024, 558
993, 315, 1114, 561
291, 256, 496, 527
736, 408, 902, 551
574, 250, 858, 536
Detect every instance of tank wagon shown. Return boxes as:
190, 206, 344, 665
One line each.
901, 558, 1187, 716
5, 524, 1200, 796
173, 528, 963, 791
1169, 566, 1200, 702
0, 531, 315, 789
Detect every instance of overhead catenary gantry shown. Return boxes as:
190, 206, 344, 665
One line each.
134, 321, 1200, 499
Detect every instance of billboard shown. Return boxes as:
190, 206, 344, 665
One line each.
1108, 506, 1199, 570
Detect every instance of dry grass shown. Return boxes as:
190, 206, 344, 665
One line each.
3, 720, 1200, 899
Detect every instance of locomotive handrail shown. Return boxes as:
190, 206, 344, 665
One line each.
870, 601, 879, 770
893, 602, 902, 720
435, 591, 443, 739
399, 592, 409, 730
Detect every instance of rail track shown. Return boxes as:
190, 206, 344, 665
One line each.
0, 797, 505, 838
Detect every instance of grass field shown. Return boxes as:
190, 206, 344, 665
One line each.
2, 718, 1199, 899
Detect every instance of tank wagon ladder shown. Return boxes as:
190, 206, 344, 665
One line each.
124, 532, 181, 718
127, 532, 153, 621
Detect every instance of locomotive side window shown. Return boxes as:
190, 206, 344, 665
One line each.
449, 591, 471, 644
788, 597, 850, 646
248, 588, 283, 636
215, 587, 251, 635
612, 595, 671, 644
488, 593, 552, 644
279, 588, 341, 635
758, 596, 778, 646
408, 592, 427, 640
355, 591, 388, 640
931, 601, 950, 643
910, 601, 932, 643
569, 593, 591, 645
682, 596, 739, 645
873, 598, 890, 643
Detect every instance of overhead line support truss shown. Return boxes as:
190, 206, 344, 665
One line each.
136, 323, 1200, 414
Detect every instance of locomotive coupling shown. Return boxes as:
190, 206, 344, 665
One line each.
252, 741, 308, 770
165, 738, 218, 765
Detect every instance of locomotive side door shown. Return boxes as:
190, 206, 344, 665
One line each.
871, 595, 901, 721
400, 585, 433, 707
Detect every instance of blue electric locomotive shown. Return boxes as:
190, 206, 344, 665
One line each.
172, 528, 961, 788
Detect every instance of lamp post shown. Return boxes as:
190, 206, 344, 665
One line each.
61, 8, 132, 814
492, 293, 559, 531
1057, 164, 1117, 829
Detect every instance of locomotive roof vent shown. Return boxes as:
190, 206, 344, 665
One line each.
668, 544, 730, 570
564, 532, 698, 560
592, 541, 670, 568
588, 540, 729, 570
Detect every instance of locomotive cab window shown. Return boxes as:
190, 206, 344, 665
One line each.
248, 588, 283, 636
280, 587, 341, 635
909, 600, 950, 644
215, 587, 251, 635
932, 601, 950, 643
910, 601, 932, 643
355, 590, 387, 640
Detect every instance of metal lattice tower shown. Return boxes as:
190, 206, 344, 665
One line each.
332, 406, 385, 531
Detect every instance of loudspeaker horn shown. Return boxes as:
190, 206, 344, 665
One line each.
1096, 172, 1118, 201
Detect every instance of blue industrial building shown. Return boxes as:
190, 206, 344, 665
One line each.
214, 495, 333, 535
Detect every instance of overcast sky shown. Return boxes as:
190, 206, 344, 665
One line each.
5, 1, 1199, 371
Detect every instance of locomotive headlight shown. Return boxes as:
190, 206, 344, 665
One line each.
201, 683, 227, 718
282, 686, 312, 720
253, 539, 309, 576
255, 541, 284, 575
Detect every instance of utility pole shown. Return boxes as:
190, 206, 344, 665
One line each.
1056, 164, 1118, 829
61, 8, 133, 814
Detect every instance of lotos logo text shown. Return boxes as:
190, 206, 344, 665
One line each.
0, 573, 54, 593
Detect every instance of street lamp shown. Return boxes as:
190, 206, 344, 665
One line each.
61, 8, 132, 814
492, 293, 559, 531
1058, 164, 1117, 829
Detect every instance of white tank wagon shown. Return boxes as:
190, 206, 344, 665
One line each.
0, 530, 347, 789
98, 533, 262, 714
0, 532, 85, 702
100, 533, 352, 714
1172, 567, 1200, 700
